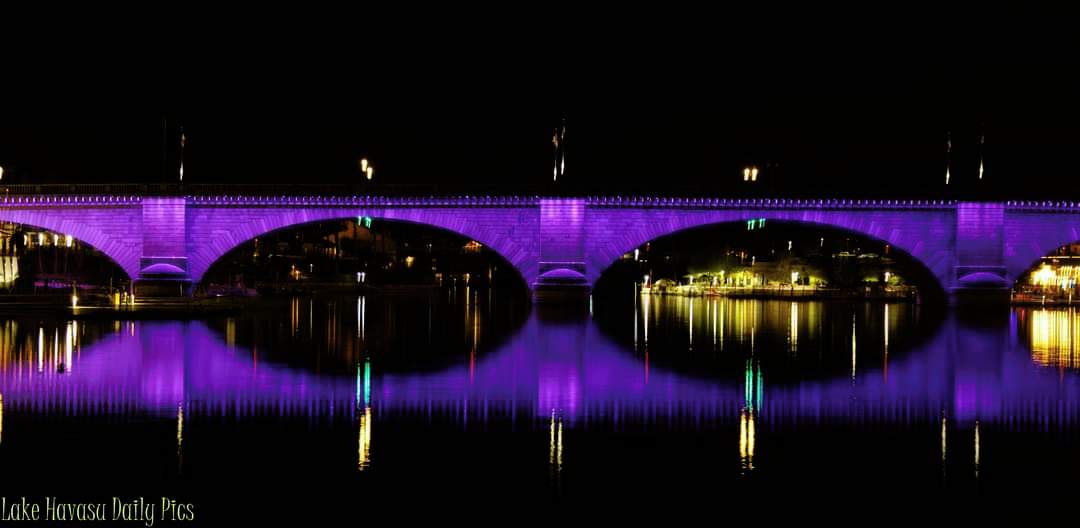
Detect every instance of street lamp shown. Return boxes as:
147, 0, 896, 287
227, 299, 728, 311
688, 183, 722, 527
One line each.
0, 165, 4, 181
360, 158, 374, 180
743, 166, 758, 182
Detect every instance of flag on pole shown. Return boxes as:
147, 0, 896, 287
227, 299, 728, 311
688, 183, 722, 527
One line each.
179, 128, 186, 182
552, 127, 560, 181
978, 133, 984, 180
945, 131, 951, 185
552, 118, 567, 182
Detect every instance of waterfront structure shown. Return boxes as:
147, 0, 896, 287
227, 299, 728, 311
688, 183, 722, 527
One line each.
0, 188, 1076, 302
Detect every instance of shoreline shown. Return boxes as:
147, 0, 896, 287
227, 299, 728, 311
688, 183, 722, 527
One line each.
0, 288, 1069, 318
0, 284, 469, 319
640, 287, 919, 302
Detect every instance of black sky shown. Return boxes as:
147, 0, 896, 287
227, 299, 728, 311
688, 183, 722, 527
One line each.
0, 8, 1076, 199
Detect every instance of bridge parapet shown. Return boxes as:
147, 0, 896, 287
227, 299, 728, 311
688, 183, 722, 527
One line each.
1005, 200, 1080, 211
187, 195, 542, 207
585, 196, 959, 209
0, 195, 142, 205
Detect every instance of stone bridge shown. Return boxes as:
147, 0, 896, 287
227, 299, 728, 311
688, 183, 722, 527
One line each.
1, 192, 1077, 302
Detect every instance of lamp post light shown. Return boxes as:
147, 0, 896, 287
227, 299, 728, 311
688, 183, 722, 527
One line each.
361, 158, 374, 181
743, 166, 758, 182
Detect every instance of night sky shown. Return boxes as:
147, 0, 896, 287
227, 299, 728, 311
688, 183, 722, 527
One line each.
1, 9, 1076, 199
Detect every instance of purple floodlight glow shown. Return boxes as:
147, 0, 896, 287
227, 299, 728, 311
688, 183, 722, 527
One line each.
1, 193, 1079, 292
0, 308, 1078, 431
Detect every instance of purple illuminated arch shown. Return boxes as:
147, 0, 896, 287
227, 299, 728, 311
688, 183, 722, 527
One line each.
583, 205, 957, 291
186, 205, 541, 286
1003, 207, 1080, 284
0, 206, 141, 279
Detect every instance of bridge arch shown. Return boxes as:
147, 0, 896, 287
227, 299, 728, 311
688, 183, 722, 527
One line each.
584, 206, 957, 293
1003, 210, 1080, 286
186, 206, 539, 286
0, 208, 139, 280
1008, 237, 1080, 295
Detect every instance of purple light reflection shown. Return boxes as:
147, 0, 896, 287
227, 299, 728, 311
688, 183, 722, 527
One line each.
0, 310, 1078, 431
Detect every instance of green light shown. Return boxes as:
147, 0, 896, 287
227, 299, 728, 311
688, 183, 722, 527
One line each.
745, 359, 753, 408
357, 359, 373, 407
747, 220, 755, 231
363, 359, 371, 406
756, 368, 763, 410
360, 364, 369, 405
758, 218, 765, 229
358, 216, 373, 229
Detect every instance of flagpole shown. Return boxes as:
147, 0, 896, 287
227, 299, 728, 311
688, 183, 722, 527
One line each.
978, 129, 985, 180
945, 131, 951, 186
179, 126, 185, 183
552, 116, 566, 183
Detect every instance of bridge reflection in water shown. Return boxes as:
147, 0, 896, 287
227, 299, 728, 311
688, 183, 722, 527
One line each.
0, 298, 1080, 482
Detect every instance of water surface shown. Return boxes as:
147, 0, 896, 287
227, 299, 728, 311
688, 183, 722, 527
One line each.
0, 292, 1078, 519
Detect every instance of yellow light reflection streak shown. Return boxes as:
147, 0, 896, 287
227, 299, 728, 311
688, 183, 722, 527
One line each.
65, 322, 73, 373
790, 302, 798, 353
358, 407, 372, 470
549, 410, 563, 476
177, 402, 184, 461
974, 420, 980, 479
1030, 308, 1080, 368
884, 304, 889, 382
689, 298, 694, 347
740, 409, 755, 473
941, 415, 947, 466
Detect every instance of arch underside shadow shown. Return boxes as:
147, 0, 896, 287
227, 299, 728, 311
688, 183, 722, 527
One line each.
188, 207, 539, 288
1011, 238, 1080, 288
587, 209, 956, 295
1004, 212, 1080, 285
0, 208, 138, 280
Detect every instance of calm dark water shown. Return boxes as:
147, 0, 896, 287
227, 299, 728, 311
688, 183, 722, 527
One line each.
1, 291, 1079, 521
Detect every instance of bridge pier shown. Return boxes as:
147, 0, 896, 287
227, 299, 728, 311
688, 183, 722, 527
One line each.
135, 198, 191, 297
532, 198, 591, 303
950, 203, 1011, 307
